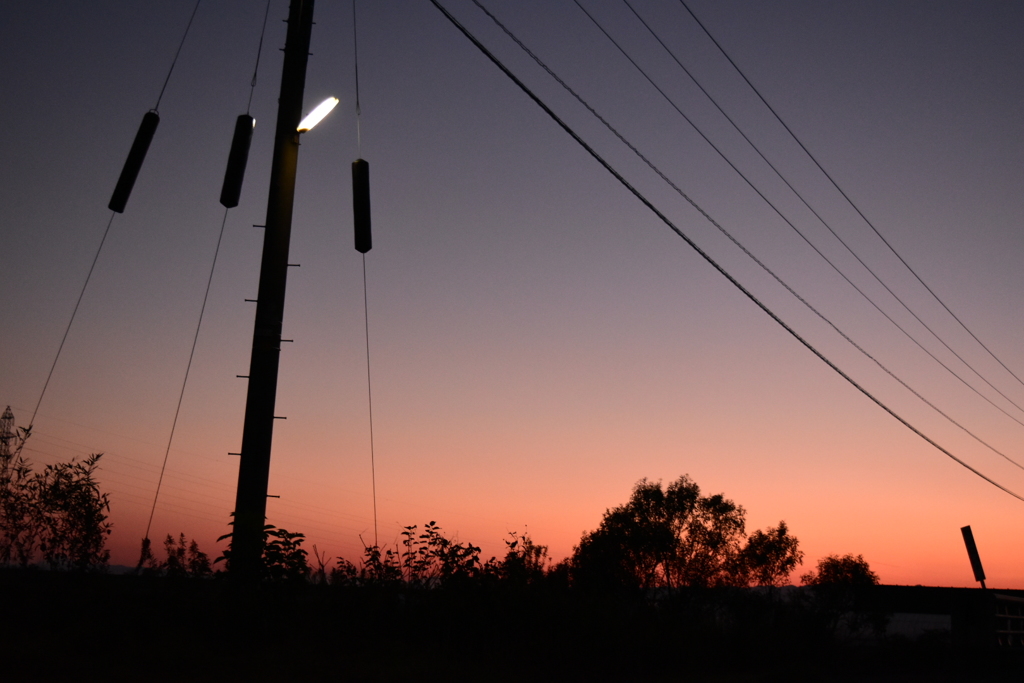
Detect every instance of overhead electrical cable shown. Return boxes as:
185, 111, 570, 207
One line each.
678, 0, 1024, 396
570, 0, 1024, 426
429, 0, 1024, 503
475, 1, 1024, 471
474, 0, 1024, 471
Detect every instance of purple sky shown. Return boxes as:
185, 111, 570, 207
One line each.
2, 0, 1024, 586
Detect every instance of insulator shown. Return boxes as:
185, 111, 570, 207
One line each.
108, 111, 160, 213
352, 158, 372, 253
220, 114, 255, 208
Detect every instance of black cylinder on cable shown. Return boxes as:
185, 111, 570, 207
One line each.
220, 114, 256, 208
109, 111, 160, 213
352, 158, 371, 253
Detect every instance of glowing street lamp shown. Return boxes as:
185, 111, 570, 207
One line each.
297, 97, 339, 132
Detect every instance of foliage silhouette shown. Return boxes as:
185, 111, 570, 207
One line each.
138, 533, 212, 578
801, 553, 879, 587
487, 529, 550, 587
802, 553, 885, 636
0, 425, 37, 566
1, 424, 111, 571
570, 475, 801, 591
217, 516, 310, 582
33, 452, 113, 571
737, 520, 804, 587
334, 521, 486, 588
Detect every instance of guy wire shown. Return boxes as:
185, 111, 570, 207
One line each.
30, 213, 116, 430
353, 0, 376, 544
144, 207, 230, 542
353, 0, 363, 150
362, 253, 378, 547
155, 0, 202, 111
34, 0, 202, 433
247, 0, 274, 114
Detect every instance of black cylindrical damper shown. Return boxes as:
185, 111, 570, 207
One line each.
109, 111, 160, 213
353, 158, 372, 253
220, 114, 256, 208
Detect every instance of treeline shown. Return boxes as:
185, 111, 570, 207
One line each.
11, 431, 994, 680
3, 421, 880, 599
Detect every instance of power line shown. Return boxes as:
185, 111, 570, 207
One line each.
474, 0, 1024, 472
570, 0, 1024, 426
677, 0, 1024, 396
430, 0, 1024, 503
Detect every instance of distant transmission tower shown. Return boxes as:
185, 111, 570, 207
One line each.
0, 406, 14, 458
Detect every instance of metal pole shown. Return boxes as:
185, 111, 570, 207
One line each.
231, 0, 314, 581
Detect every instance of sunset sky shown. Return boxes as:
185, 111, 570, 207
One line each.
3, 0, 1024, 587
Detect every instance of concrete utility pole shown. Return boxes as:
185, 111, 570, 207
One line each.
231, 0, 315, 581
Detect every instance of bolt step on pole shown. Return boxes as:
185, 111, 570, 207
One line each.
231, 0, 315, 581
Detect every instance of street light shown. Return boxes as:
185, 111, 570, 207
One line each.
297, 97, 339, 132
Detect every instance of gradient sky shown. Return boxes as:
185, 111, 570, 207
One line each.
2, 0, 1023, 587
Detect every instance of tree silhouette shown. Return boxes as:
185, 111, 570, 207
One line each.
570, 475, 801, 591
0, 425, 37, 566
33, 453, 112, 571
1, 426, 112, 572
801, 554, 884, 636
801, 554, 878, 587
738, 520, 804, 587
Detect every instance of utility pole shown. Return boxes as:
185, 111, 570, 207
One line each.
231, 0, 315, 581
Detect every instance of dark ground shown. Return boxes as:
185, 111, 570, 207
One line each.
2, 569, 1021, 682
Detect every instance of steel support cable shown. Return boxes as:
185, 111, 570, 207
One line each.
247, 0, 273, 114
678, 0, 1024, 395
429, 0, 1024, 503
144, 208, 230, 541
362, 253, 379, 547
33, 2, 203, 432
567, 0, 1024, 426
144, 4, 273, 547
154, 0, 203, 111
353, 0, 378, 547
474, 0, 1024, 472
29, 214, 116, 430
353, 0, 364, 150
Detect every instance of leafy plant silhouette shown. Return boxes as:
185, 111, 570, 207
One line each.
0, 425, 38, 567
138, 533, 212, 578
216, 516, 310, 582
334, 521, 486, 588
1, 423, 112, 571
